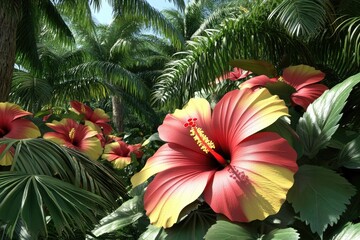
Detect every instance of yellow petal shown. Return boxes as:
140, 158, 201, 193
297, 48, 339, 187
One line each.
241, 163, 295, 220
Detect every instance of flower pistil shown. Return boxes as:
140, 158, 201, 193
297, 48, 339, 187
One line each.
184, 118, 227, 166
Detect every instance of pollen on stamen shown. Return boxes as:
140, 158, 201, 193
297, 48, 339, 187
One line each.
228, 166, 250, 185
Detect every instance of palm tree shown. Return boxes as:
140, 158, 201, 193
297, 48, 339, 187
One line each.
0, 0, 100, 102
69, 14, 176, 133
153, 0, 360, 113
0, 0, 185, 102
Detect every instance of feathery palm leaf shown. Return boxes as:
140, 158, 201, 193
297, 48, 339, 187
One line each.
153, 3, 311, 109
111, 0, 185, 49
268, 0, 335, 39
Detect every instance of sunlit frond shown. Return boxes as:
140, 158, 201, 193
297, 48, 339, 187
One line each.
153, 9, 310, 109
269, 0, 334, 39
111, 0, 185, 49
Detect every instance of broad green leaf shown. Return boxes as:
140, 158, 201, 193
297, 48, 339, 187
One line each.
229, 59, 277, 77
339, 135, 360, 169
91, 196, 144, 237
165, 204, 216, 240
328, 128, 359, 150
287, 165, 356, 236
204, 220, 256, 240
0, 172, 110, 239
261, 228, 299, 240
296, 72, 360, 158
138, 225, 167, 240
331, 223, 360, 240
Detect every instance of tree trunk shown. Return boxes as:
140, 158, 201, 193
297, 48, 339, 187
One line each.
0, 1, 20, 101
112, 95, 124, 133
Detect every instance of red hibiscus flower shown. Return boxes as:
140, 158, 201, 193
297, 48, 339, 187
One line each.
240, 64, 328, 109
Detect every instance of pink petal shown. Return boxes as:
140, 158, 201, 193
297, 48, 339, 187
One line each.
212, 88, 288, 153
222, 68, 252, 81
291, 84, 328, 109
240, 75, 277, 89
203, 132, 297, 222
0, 102, 32, 121
143, 166, 216, 227
158, 98, 213, 153
282, 65, 325, 90
231, 132, 298, 172
131, 143, 217, 188
70, 101, 93, 119
5, 119, 40, 139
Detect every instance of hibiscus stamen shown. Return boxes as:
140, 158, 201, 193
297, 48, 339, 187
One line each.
184, 118, 227, 166
228, 165, 249, 184
69, 128, 76, 141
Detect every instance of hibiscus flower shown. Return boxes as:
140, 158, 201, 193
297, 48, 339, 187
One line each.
102, 139, 143, 169
0, 102, 41, 165
43, 118, 103, 161
240, 64, 327, 109
70, 101, 112, 135
131, 88, 298, 228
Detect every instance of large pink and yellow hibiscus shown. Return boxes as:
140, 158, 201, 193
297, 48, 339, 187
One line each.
43, 118, 103, 161
131, 88, 298, 228
70, 101, 112, 135
240, 64, 327, 109
0, 102, 41, 165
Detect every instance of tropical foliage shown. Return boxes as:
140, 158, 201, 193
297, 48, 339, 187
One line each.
0, 0, 360, 239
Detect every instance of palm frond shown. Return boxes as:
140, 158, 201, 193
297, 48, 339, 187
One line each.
52, 76, 111, 105
166, 0, 186, 11
153, 9, 311, 109
10, 70, 53, 112
0, 138, 126, 204
191, 5, 246, 37
15, 0, 41, 70
334, 16, 360, 67
111, 86, 162, 129
268, 0, 334, 39
111, 0, 185, 49
69, 61, 149, 100
0, 172, 110, 239
38, 0, 75, 43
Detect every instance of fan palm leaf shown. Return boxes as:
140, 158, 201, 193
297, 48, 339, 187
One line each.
0, 138, 126, 203
0, 172, 111, 239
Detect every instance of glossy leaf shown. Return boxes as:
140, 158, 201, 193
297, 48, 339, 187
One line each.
287, 165, 356, 236
204, 220, 256, 240
138, 224, 167, 240
339, 135, 360, 169
296, 72, 360, 158
0, 172, 110, 239
261, 228, 299, 240
91, 196, 144, 237
331, 223, 360, 240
